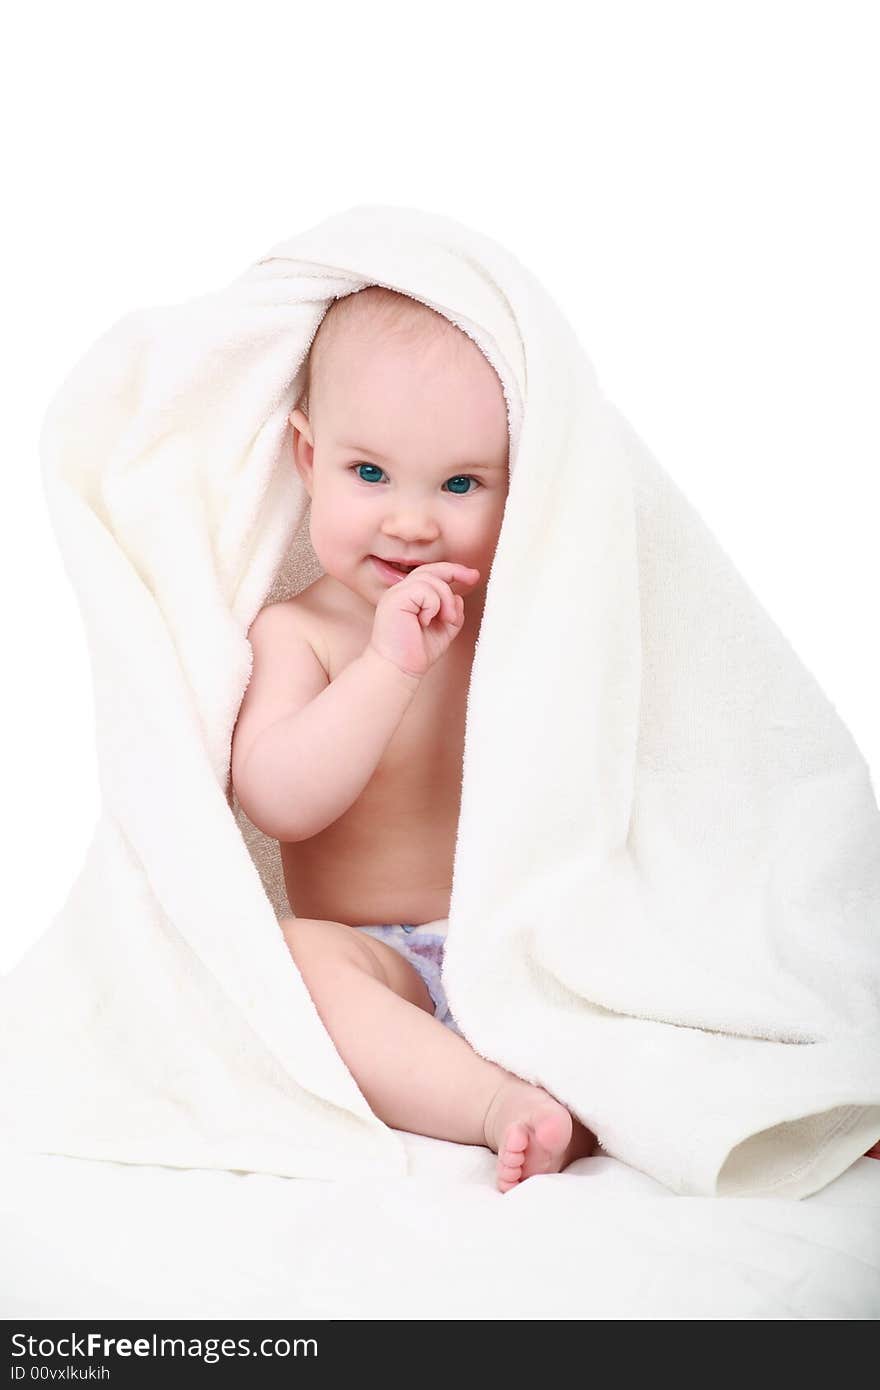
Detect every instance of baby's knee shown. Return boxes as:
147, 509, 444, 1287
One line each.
280, 915, 333, 956
279, 916, 383, 979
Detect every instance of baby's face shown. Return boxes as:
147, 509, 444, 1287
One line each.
290, 322, 509, 622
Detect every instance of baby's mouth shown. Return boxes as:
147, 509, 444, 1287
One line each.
373, 556, 418, 574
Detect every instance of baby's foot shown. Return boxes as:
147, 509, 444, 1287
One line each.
482, 1077, 596, 1193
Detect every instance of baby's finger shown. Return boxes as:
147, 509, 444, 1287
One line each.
417, 562, 480, 592
437, 583, 455, 625
441, 583, 462, 625
411, 573, 458, 623
419, 589, 441, 626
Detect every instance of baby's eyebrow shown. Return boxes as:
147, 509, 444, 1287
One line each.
341, 443, 504, 469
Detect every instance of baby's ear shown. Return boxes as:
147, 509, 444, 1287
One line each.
289, 407, 312, 438
289, 409, 315, 489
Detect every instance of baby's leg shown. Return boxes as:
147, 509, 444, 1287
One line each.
280, 917, 595, 1191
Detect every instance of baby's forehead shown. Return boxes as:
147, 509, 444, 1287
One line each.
309, 287, 510, 456
319, 288, 466, 368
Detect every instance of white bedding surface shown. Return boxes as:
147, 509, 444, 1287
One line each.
2, 1138, 878, 1320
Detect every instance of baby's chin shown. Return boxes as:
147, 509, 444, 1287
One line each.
315, 558, 383, 611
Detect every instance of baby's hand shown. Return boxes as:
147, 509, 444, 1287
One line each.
368, 563, 481, 680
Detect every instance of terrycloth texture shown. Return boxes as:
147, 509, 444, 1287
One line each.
2, 205, 879, 1197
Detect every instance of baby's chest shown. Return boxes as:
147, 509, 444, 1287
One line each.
318, 602, 472, 816
371, 675, 468, 806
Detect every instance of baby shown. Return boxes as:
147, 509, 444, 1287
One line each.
231, 286, 596, 1192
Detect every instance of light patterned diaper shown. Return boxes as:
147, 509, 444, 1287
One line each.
354, 921, 464, 1037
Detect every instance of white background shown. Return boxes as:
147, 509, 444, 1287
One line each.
2, 1, 877, 974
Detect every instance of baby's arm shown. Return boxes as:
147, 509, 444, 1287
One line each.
231, 604, 420, 842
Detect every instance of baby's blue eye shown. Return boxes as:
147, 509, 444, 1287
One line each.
351, 463, 480, 494
354, 463, 383, 483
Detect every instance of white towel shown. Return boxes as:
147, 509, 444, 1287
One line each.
2, 204, 878, 1197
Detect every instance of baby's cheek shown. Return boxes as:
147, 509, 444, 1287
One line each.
309, 505, 363, 574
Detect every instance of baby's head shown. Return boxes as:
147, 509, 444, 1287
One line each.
289, 286, 510, 621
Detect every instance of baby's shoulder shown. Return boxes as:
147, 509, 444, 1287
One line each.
252, 583, 331, 677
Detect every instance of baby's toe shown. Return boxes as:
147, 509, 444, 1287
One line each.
500, 1122, 530, 1160
498, 1153, 523, 1176
498, 1156, 524, 1190
497, 1123, 529, 1192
